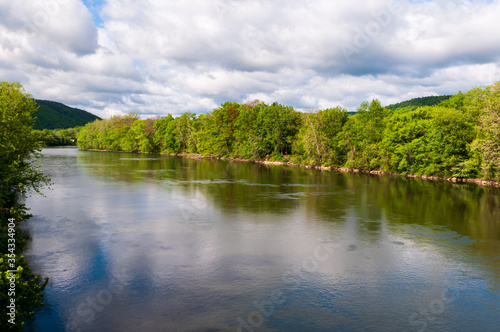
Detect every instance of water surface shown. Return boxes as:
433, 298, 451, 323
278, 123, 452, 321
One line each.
23, 147, 500, 331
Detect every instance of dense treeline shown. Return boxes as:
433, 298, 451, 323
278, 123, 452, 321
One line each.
33, 100, 100, 130
33, 127, 79, 146
77, 82, 500, 181
1, 82, 50, 330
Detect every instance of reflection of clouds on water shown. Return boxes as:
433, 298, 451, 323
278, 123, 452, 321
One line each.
23, 216, 96, 290
23, 173, 101, 288
174, 190, 213, 232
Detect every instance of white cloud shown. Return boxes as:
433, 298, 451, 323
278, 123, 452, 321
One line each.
1, 0, 500, 118
1, 0, 98, 55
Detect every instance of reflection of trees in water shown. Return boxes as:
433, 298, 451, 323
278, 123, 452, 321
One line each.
77, 152, 347, 218
77, 150, 500, 248
370, 175, 500, 239
349, 174, 500, 267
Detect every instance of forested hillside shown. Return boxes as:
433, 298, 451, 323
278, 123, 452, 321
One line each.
77, 83, 500, 182
34, 100, 100, 130
385, 95, 452, 111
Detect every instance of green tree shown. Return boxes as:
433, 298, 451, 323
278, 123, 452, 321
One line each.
426, 107, 475, 176
60, 129, 69, 137
0, 82, 50, 212
126, 119, 157, 153
380, 107, 433, 174
195, 102, 240, 157
209, 102, 240, 156
153, 114, 174, 152
233, 101, 264, 159
167, 112, 197, 154
472, 82, 500, 180
254, 102, 301, 159
380, 105, 476, 177
0, 81, 49, 330
296, 107, 349, 166
342, 100, 391, 169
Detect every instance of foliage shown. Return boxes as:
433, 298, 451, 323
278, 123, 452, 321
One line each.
342, 100, 392, 169
380, 107, 433, 174
0, 82, 50, 330
380, 106, 475, 177
472, 82, 500, 181
153, 114, 174, 152
255, 102, 301, 159
0, 256, 49, 330
233, 101, 265, 159
196, 102, 239, 157
0, 82, 51, 199
295, 107, 348, 166
33, 127, 80, 146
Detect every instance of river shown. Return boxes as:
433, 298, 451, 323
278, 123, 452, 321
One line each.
22, 147, 500, 331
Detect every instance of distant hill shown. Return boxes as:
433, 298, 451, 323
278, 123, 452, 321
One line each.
33, 100, 101, 130
385, 95, 452, 111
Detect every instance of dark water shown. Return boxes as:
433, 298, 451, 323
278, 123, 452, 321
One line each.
22, 147, 500, 332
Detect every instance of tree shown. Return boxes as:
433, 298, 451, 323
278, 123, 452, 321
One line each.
233, 101, 264, 159
296, 107, 348, 166
153, 114, 174, 152
472, 82, 500, 180
0, 82, 50, 212
380, 107, 433, 174
127, 119, 157, 153
426, 107, 475, 176
342, 100, 391, 169
209, 102, 240, 156
380, 105, 476, 177
0, 81, 49, 330
173, 112, 197, 153
254, 103, 301, 159
60, 129, 69, 137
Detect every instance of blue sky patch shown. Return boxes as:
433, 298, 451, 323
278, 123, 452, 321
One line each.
81, 0, 105, 27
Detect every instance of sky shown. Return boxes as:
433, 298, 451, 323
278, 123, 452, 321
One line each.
1, 0, 500, 119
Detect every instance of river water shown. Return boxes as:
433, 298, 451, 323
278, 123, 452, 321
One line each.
23, 147, 500, 331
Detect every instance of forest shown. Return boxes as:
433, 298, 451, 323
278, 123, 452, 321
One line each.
77, 82, 500, 182
33, 128, 79, 146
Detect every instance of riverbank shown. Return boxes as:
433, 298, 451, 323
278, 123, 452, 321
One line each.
80, 149, 500, 188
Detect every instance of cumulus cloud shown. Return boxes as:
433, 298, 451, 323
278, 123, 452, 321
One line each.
1, 0, 98, 55
1, 0, 500, 118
